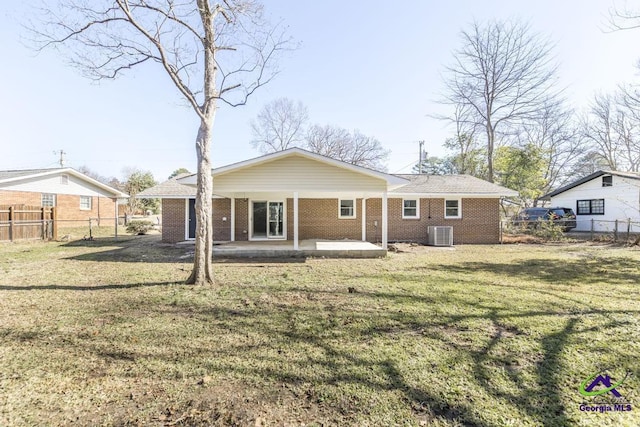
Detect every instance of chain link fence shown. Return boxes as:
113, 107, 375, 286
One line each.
502, 218, 640, 244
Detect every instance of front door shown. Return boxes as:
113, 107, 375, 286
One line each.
188, 199, 196, 239
251, 201, 284, 239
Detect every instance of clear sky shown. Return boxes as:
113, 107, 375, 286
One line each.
1, 1, 639, 182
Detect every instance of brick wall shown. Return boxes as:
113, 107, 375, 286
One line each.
162, 199, 186, 243
386, 198, 500, 244
234, 199, 249, 241
213, 199, 231, 241
0, 190, 41, 206
161, 198, 238, 243
286, 198, 362, 241
0, 190, 117, 226
161, 196, 502, 244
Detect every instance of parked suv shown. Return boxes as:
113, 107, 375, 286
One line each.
513, 207, 577, 231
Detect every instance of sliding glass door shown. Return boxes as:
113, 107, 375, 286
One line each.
252, 201, 284, 239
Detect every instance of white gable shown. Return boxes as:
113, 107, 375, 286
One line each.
0, 171, 122, 198
550, 175, 640, 231
213, 154, 390, 193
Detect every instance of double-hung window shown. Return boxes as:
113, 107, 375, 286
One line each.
402, 199, 419, 219
41, 193, 56, 207
80, 196, 92, 210
339, 199, 356, 219
444, 199, 461, 219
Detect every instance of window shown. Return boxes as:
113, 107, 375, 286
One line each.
444, 199, 461, 218
602, 176, 613, 187
60, 174, 69, 185
339, 199, 356, 218
403, 199, 419, 218
80, 196, 92, 210
577, 199, 605, 215
41, 193, 56, 207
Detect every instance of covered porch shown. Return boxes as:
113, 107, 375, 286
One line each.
178, 148, 409, 252
211, 239, 387, 258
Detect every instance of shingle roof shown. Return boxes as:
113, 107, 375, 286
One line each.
0, 169, 61, 181
541, 170, 640, 199
392, 174, 518, 196
137, 174, 196, 198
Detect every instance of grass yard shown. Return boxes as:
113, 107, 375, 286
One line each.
0, 237, 639, 426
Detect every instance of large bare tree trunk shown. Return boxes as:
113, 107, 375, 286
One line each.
187, 117, 215, 285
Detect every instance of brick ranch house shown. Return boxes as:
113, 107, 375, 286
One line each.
140, 148, 517, 248
0, 168, 128, 226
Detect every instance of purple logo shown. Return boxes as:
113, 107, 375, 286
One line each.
579, 369, 629, 398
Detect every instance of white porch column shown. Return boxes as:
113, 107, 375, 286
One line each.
293, 192, 299, 250
361, 198, 367, 241
230, 197, 235, 242
382, 191, 388, 249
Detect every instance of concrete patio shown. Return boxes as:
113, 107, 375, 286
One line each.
211, 239, 387, 258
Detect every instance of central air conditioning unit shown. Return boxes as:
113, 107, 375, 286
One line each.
427, 226, 453, 247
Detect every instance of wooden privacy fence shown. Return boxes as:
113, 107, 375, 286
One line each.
0, 205, 57, 242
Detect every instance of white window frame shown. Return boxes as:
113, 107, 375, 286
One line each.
80, 196, 92, 211
444, 199, 462, 219
402, 198, 420, 219
338, 198, 356, 219
41, 193, 56, 207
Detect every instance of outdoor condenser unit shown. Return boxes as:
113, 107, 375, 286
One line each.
427, 226, 453, 247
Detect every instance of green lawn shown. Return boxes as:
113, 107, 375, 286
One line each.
0, 237, 638, 426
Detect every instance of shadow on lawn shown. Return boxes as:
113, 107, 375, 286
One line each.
5, 250, 638, 425
0, 281, 178, 291
426, 257, 639, 286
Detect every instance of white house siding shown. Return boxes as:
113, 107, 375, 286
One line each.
0, 173, 116, 198
550, 175, 640, 232
212, 154, 388, 193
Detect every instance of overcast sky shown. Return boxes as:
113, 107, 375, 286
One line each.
1, 1, 640, 181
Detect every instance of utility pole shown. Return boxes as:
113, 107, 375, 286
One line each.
53, 150, 66, 167
418, 140, 425, 174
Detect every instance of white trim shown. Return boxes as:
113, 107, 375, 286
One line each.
382, 191, 388, 250
0, 168, 128, 198
185, 198, 196, 241
402, 198, 420, 219
230, 197, 235, 242
338, 198, 357, 219
444, 198, 462, 219
361, 198, 367, 241
248, 199, 287, 241
41, 193, 56, 207
79, 195, 92, 211
391, 192, 514, 198
293, 192, 299, 250
60, 174, 69, 185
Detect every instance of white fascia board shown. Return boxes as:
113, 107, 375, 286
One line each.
0, 168, 129, 198
390, 192, 518, 198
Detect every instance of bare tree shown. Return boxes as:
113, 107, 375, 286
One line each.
582, 91, 640, 172
518, 100, 583, 194
305, 125, 390, 170
32, 1, 288, 285
250, 98, 308, 153
441, 104, 486, 177
440, 20, 559, 182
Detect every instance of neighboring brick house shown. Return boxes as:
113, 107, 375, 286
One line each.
139, 148, 517, 247
0, 168, 128, 226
